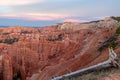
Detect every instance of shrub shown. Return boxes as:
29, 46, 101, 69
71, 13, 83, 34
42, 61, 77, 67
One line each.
47, 34, 63, 41
97, 35, 117, 51
115, 26, 120, 35
20, 30, 32, 34
111, 16, 120, 22
13, 70, 22, 80
0, 38, 19, 44
57, 34, 63, 41
2, 32, 10, 35
109, 41, 117, 49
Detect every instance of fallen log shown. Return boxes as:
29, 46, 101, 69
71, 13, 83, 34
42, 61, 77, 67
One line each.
51, 48, 119, 80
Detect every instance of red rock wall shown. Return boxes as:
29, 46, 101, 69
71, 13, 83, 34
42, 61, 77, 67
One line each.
0, 21, 119, 80
3, 54, 13, 80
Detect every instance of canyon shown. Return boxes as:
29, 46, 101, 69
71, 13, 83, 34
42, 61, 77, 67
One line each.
0, 17, 120, 80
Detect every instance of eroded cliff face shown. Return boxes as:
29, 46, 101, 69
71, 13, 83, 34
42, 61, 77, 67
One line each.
0, 54, 13, 80
0, 18, 120, 80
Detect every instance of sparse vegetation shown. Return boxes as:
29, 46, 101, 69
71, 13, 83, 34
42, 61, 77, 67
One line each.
109, 41, 117, 49
97, 35, 117, 51
111, 16, 120, 22
13, 70, 22, 80
0, 37, 19, 44
2, 32, 11, 35
98, 26, 120, 51
64, 67, 120, 80
47, 34, 63, 41
20, 30, 32, 34
115, 26, 120, 35
57, 34, 63, 41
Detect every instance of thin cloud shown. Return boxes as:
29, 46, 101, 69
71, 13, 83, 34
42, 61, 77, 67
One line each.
0, 13, 69, 21
0, 0, 43, 6
94, 16, 109, 20
63, 19, 89, 23
25, 13, 68, 20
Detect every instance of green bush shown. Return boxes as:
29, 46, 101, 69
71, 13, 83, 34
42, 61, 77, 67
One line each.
115, 26, 120, 35
109, 41, 117, 49
0, 37, 19, 44
20, 30, 32, 34
111, 16, 120, 22
47, 34, 63, 41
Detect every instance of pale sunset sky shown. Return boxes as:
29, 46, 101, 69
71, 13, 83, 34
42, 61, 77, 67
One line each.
0, 0, 120, 27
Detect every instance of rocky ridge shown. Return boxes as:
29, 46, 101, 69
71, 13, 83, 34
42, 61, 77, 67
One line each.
0, 17, 120, 80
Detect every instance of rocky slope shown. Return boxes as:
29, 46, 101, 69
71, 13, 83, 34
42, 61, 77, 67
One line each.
100, 73, 120, 80
0, 17, 120, 80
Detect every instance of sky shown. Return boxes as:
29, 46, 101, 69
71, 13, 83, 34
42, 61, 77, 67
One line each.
0, 0, 120, 27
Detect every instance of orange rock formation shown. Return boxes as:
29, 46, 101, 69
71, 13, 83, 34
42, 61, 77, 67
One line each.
0, 17, 120, 80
